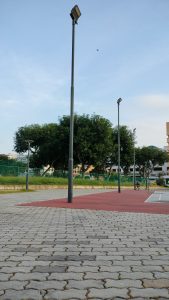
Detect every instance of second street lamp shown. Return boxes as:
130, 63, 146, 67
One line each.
68, 5, 81, 203
117, 98, 122, 193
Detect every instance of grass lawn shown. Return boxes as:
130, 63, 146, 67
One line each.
0, 177, 162, 192
0, 176, 134, 187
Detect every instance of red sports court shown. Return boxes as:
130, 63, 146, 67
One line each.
18, 189, 169, 214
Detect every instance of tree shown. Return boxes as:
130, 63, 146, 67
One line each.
135, 146, 169, 177
88, 114, 113, 172
30, 123, 63, 170
58, 114, 113, 172
14, 123, 62, 172
14, 114, 114, 173
14, 124, 46, 154
110, 126, 134, 174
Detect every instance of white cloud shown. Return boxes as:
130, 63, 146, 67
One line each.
133, 118, 167, 148
119, 94, 169, 149
137, 94, 169, 109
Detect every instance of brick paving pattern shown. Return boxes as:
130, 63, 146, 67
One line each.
0, 189, 169, 299
19, 190, 169, 214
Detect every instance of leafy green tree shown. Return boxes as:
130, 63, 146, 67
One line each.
58, 114, 113, 172
14, 123, 62, 172
110, 126, 134, 174
14, 124, 46, 154
30, 123, 63, 170
135, 146, 169, 177
88, 114, 113, 172
14, 114, 114, 173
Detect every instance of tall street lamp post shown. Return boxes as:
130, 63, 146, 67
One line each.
117, 98, 122, 193
133, 128, 136, 190
68, 5, 81, 203
25, 140, 33, 192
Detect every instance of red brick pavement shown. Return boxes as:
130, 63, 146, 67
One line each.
17, 190, 169, 214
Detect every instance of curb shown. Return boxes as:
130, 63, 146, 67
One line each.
0, 185, 116, 191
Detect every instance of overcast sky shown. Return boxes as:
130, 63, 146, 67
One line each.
0, 0, 169, 154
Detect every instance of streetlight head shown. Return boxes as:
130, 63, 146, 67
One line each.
117, 98, 122, 104
70, 5, 81, 22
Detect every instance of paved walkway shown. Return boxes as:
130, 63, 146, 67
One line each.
0, 189, 111, 207
0, 189, 169, 299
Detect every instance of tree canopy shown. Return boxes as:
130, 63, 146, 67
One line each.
14, 114, 168, 175
135, 146, 169, 177
110, 126, 134, 174
14, 114, 114, 172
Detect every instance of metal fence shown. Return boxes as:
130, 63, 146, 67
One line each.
0, 164, 149, 186
0, 165, 41, 177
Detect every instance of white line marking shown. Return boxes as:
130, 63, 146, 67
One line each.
145, 194, 153, 203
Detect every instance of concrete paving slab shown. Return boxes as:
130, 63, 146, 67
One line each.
0, 188, 112, 207
0, 188, 169, 299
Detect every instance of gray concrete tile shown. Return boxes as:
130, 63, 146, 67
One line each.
0, 189, 169, 299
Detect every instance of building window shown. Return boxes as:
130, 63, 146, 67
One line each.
154, 167, 162, 171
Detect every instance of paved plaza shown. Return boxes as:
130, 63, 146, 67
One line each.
0, 189, 169, 299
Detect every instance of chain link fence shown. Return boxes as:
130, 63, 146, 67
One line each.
0, 165, 41, 177
0, 164, 148, 186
